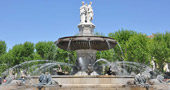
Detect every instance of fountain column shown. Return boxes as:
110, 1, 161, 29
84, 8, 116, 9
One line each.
75, 2, 96, 73
75, 22, 97, 74
76, 49, 96, 70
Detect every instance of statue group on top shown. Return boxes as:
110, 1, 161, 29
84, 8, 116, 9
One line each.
80, 1, 94, 24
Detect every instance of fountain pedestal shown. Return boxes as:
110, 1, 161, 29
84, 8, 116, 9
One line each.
78, 23, 95, 36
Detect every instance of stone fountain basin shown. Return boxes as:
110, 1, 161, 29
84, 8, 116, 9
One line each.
1, 75, 169, 90
56, 36, 117, 51
31, 75, 134, 87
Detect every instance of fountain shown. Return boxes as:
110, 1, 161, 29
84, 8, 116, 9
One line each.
56, 1, 117, 75
0, 1, 170, 90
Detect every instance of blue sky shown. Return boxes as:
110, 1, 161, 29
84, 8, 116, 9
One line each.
0, 0, 170, 50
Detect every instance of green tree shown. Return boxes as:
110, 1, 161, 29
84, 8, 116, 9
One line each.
10, 44, 24, 65
54, 48, 76, 64
108, 29, 137, 60
96, 49, 115, 62
4, 42, 35, 65
164, 32, 170, 63
0, 40, 7, 56
35, 41, 56, 60
0, 51, 13, 74
108, 29, 137, 44
0, 42, 34, 74
33, 53, 43, 60
22, 42, 34, 60
0, 40, 7, 73
149, 33, 170, 72
125, 34, 151, 64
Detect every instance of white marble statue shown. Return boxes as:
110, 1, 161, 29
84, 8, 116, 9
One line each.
87, 2, 93, 23
80, 1, 87, 23
80, 1, 93, 24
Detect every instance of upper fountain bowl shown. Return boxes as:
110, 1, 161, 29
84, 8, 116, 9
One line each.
56, 36, 117, 51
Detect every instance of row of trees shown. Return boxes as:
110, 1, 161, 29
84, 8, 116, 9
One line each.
0, 41, 57, 73
0, 29, 170, 74
99, 30, 170, 72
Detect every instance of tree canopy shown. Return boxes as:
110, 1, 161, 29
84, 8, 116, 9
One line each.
0, 30, 170, 74
0, 40, 6, 56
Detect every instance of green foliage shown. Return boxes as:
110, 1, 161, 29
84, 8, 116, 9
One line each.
0, 40, 7, 56
0, 30, 170, 74
0, 54, 8, 74
35, 41, 55, 60
54, 48, 68, 62
22, 42, 34, 60
0, 51, 13, 64
96, 49, 115, 62
108, 29, 137, 44
125, 34, 151, 64
9, 44, 23, 65
7, 42, 34, 65
164, 32, 170, 50
54, 48, 76, 64
33, 53, 43, 60
149, 33, 170, 72
164, 32, 170, 63
108, 29, 137, 60
0, 40, 7, 73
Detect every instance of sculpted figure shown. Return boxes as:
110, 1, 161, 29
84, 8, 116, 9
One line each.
80, 1, 94, 23
87, 2, 93, 23
80, 1, 87, 23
